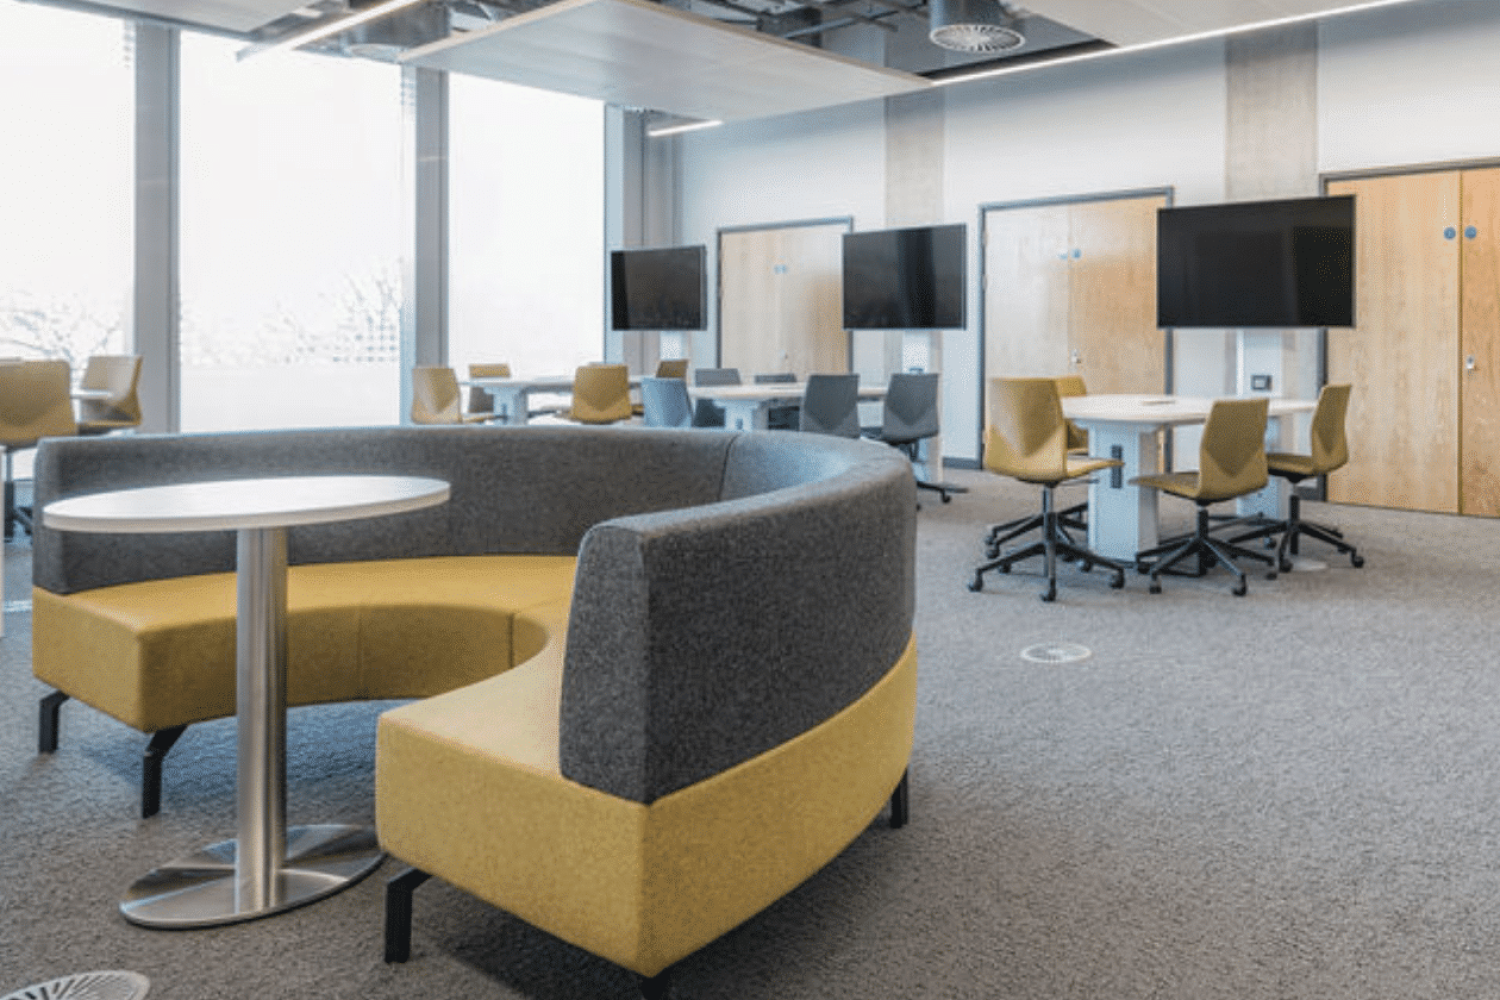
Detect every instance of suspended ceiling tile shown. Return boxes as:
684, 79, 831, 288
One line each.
93, 0, 311, 33
1021, 0, 1414, 47
400, 0, 930, 122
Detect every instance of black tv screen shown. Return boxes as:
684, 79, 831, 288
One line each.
610, 245, 706, 331
842, 224, 967, 330
1156, 195, 1355, 328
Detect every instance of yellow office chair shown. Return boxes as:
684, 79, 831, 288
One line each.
411, 366, 495, 425
1229, 383, 1364, 571
1054, 374, 1089, 454
76, 354, 143, 435
968, 377, 1127, 602
560, 364, 633, 425
465, 362, 512, 417
1131, 396, 1275, 596
1, 359, 77, 537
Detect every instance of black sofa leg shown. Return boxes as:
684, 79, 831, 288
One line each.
385, 867, 432, 963
141, 725, 187, 819
640, 969, 672, 1000
38, 691, 70, 754
889, 769, 910, 829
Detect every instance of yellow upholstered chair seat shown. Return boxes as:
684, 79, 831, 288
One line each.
31, 555, 577, 734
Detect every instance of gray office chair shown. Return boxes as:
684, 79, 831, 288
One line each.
754, 371, 800, 429
692, 367, 741, 428
863, 372, 965, 503
799, 373, 861, 438
640, 376, 704, 428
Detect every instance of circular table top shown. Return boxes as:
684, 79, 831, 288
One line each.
42, 475, 450, 534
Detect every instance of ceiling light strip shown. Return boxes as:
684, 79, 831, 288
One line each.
932, 0, 1422, 88
647, 119, 724, 138
239, 0, 428, 60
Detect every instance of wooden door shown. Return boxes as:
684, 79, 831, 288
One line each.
719, 223, 847, 379
1327, 172, 1461, 512
1067, 195, 1167, 395
1461, 167, 1500, 516
983, 195, 1165, 394
983, 202, 1071, 380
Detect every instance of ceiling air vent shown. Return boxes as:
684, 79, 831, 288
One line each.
340, 1, 448, 60
928, 0, 1025, 53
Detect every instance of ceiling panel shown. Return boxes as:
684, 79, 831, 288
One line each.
400, 0, 931, 122
1020, 0, 1411, 47
90, 0, 311, 33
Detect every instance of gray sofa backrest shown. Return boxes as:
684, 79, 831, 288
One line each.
32, 426, 734, 595
561, 432, 916, 804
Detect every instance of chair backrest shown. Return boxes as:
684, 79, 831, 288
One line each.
754, 372, 796, 384
0, 359, 77, 448
1196, 397, 1270, 501
1308, 383, 1352, 475
983, 377, 1070, 483
880, 372, 940, 444
640, 376, 695, 428
411, 366, 463, 425
654, 358, 689, 380
78, 354, 143, 428
694, 367, 742, 386
1053, 374, 1089, 452
799, 373, 861, 437
466, 362, 512, 414
570, 364, 633, 424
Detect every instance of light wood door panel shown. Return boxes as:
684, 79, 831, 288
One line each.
1068, 195, 1167, 395
1461, 167, 1500, 516
719, 223, 847, 379
1327, 172, 1461, 513
983, 202, 1071, 380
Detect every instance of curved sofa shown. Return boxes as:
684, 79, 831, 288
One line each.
30, 424, 917, 993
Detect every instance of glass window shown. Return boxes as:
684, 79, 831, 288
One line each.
179, 35, 403, 431
449, 75, 604, 385
0, 0, 132, 366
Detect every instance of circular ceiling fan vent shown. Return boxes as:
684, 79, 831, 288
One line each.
928, 0, 1026, 53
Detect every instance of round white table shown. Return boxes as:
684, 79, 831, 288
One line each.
43, 475, 450, 928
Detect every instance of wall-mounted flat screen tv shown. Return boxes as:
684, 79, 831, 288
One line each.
1156, 195, 1355, 329
610, 245, 707, 331
842, 224, 967, 330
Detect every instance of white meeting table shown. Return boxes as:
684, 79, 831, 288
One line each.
466, 374, 642, 425
690, 381, 887, 431
1061, 394, 1316, 561
43, 474, 450, 928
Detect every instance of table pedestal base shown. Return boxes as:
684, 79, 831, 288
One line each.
120, 824, 383, 928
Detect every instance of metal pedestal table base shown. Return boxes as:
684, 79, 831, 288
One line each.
120, 824, 383, 928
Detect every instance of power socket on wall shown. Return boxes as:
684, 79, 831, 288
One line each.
1250, 373, 1273, 391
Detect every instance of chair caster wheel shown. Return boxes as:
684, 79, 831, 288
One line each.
1077, 560, 1092, 572
1265, 570, 1278, 581
1279, 559, 1293, 573
967, 576, 983, 592
941, 494, 952, 504
985, 545, 999, 559
1148, 581, 1162, 595
1232, 580, 1248, 597
1040, 585, 1056, 602
1135, 562, 1150, 574
1351, 554, 1365, 568
999, 564, 1011, 575
1110, 571, 1125, 590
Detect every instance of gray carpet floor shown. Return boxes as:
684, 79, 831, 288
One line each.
4, 470, 1500, 999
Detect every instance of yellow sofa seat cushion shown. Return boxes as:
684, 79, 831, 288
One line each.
376, 634, 917, 978
31, 555, 577, 734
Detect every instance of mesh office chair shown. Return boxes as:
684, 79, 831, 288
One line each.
1131, 397, 1276, 596
865, 372, 964, 502
76, 354, 143, 435
1, 359, 77, 538
412, 366, 496, 425
465, 362, 512, 418
1228, 383, 1364, 571
968, 377, 1127, 602
560, 364, 633, 425
799, 373, 861, 438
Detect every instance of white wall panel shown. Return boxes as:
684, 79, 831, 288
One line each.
1319, 1, 1500, 174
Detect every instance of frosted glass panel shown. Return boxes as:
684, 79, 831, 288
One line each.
179, 35, 403, 431
0, 1, 131, 366
449, 75, 604, 383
